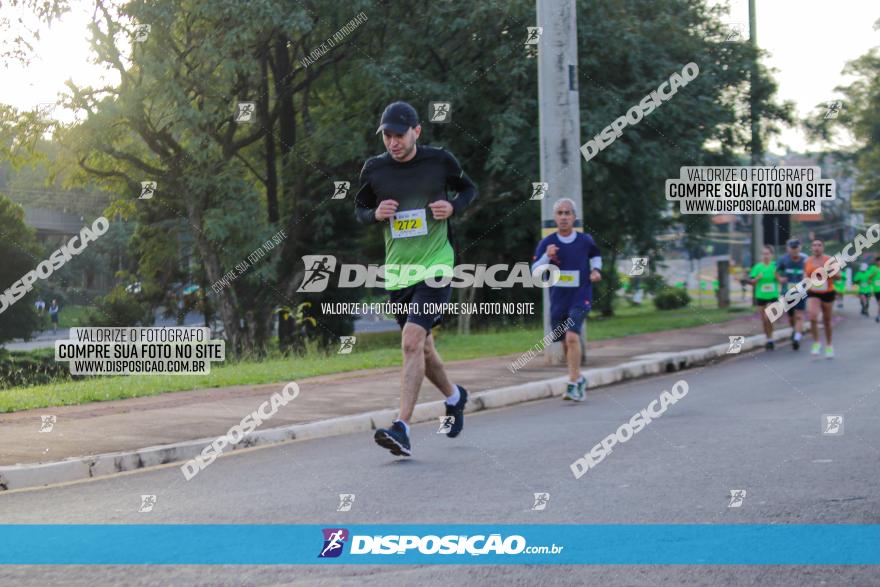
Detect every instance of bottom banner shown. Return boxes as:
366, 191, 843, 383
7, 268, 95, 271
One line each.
0, 525, 878, 564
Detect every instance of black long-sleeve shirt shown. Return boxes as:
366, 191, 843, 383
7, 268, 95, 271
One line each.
354, 146, 477, 289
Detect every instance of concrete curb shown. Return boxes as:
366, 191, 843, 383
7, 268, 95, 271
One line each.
0, 327, 791, 492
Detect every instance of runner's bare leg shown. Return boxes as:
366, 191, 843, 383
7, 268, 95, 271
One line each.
821, 301, 833, 345
808, 298, 820, 341
565, 331, 581, 382
794, 309, 804, 335
399, 322, 427, 423
761, 307, 773, 339
423, 333, 454, 399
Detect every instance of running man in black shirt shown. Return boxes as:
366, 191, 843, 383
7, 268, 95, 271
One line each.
356, 101, 478, 457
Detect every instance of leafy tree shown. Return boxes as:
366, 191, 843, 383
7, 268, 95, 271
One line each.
0, 0, 68, 63
576, 0, 792, 315
805, 33, 880, 223
0, 194, 42, 343
86, 284, 153, 327
60, 0, 367, 354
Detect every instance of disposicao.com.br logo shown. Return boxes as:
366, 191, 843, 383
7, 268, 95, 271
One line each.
317, 528, 563, 558
297, 255, 562, 292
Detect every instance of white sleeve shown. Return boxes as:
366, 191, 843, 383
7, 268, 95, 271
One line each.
590, 256, 602, 271
531, 253, 551, 273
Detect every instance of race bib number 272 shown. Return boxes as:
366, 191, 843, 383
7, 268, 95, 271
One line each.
390, 209, 428, 239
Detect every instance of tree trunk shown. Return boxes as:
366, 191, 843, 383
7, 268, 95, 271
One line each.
186, 199, 245, 355
260, 43, 279, 223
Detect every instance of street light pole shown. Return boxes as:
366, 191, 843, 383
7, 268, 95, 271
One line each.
536, 0, 584, 364
749, 0, 764, 267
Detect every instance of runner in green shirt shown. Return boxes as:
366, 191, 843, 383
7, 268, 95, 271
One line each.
355, 101, 477, 457
748, 246, 779, 350
870, 258, 880, 323
854, 263, 872, 316
833, 266, 847, 309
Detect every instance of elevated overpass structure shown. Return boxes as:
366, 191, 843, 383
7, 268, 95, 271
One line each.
23, 207, 87, 239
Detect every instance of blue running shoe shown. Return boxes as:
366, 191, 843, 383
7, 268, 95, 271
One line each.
575, 376, 587, 402
445, 386, 468, 438
374, 421, 411, 456
563, 383, 578, 401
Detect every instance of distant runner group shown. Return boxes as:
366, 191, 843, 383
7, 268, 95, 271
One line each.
748, 237, 879, 358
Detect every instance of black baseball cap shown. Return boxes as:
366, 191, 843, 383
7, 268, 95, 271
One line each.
787, 238, 801, 248
376, 101, 419, 134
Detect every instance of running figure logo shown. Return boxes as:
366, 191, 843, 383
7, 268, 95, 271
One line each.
429, 102, 451, 123
140, 181, 157, 200
727, 336, 745, 354
337, 336, 356, 354
139, 495, 157, 512
235, 102, 256, 123
134, 24, 151, 42
331, 181, 350, 200
39, 415, 56, 433
530, 182, 548, 200
437, 416, 455, 434
822, 414, 844, 435
337, 494, 355, 512
531, 492, 550, 511
824, 101, 843, 119
629, 257, 648, 276
297, 255, 337, 293
722, 23, 743, 42
525, 26, 543, 45
318, 528, 349, 558
727, 489, 746, 508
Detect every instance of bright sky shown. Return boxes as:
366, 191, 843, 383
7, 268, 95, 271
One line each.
0, 1, 117, 118
1, 0, 878, 154
711, 0, 878, 153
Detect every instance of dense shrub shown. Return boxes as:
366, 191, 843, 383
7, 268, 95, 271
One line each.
641, 273, 667, 294
86, 285, 154, 327
653, 287, 691, 310
0, 349, 75, 390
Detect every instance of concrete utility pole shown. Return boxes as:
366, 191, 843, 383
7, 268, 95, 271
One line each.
749, 0, 763, 267
536, 0, 584, 364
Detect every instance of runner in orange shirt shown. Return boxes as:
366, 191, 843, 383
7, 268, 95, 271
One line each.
804, 239, 839, 358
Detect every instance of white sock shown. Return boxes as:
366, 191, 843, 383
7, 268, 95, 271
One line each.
394, 419, 410, 436
445, 385, 460, 406
794, 332, 802, 341
568, 380, 578, 386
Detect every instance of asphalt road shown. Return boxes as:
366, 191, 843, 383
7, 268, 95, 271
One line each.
1, 308, 878, 585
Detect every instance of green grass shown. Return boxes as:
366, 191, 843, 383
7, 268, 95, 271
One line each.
59, 305, 93, 328
0, 303, 748, 413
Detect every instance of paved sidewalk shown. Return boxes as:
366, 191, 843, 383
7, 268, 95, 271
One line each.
0, 313, 772, 466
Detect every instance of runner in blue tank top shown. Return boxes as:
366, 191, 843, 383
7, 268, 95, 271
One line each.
531, 198, 602, 401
